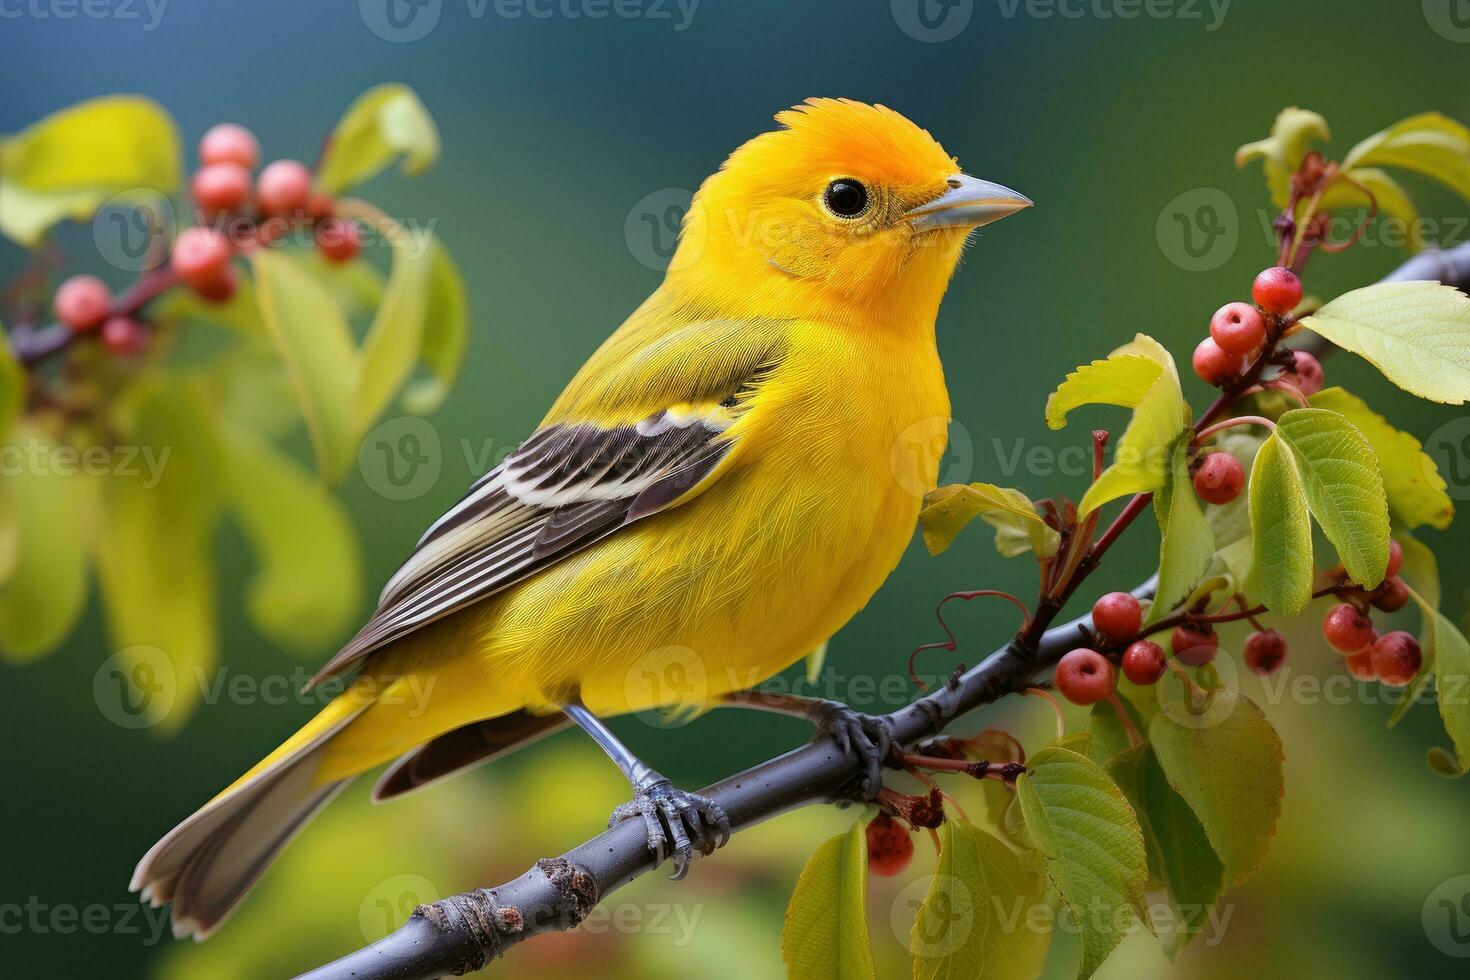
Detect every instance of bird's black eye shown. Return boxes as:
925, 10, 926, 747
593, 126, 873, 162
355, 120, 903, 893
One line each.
823, 179, 869, 218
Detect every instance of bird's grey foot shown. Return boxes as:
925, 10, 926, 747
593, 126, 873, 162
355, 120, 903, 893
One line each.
815, 704, 895, 800
608, 778, 731, 879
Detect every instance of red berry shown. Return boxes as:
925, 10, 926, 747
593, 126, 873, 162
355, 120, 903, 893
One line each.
1373, 577, 1410, 613
1371, 630, 1422, 687
1171, 624, 1219, 666
865, 813, 913, 877
1092, 592, 1143, 641
1252, 266, 1303, 315
256, 159, 313, 215
1192, 452, 1245, 505
54, 274, 111, 332
193, 264, 239, 303
1243, 629, 1288, 676
1285, 350, 1324, 396
1193, 337, 1244, 386
305, 192, 336, 221
1055, 648, 1115, 706
171, 227, 233, 288
1121, 640, 1168, 685
315, 217, 362, 264
1385, 539, 1404, 579
100, 316, 148, 356
199, 123, 260, 170
1210, 302, 1267, 356
1345, 647, 1377, 680
191, 162, 252, 214
1322, 603, 1375, 654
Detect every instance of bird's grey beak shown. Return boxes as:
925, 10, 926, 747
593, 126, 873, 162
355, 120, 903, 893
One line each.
906, 174, 1032, 232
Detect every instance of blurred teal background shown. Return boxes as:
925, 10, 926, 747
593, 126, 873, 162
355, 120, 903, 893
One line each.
3, 1, 1470, 976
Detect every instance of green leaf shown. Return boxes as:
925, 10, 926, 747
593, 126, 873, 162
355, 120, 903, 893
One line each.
1318, 168, 1425, 251
0, 427, 94, 660
1396, 532, 1441, 609
152, 276, 263, 335
250, 248, 359, 481
1086, 702, 1134, 767
338, 200, 434, 432
920, 483, 1059, 558
0, 324, 21, 444
1235, 107, 1331, 208
0, 95, 181, 247
1402, 584, 1470, 776
1387, 551, 1441, 728
1107, 744, 1225, 956
1147, 437, 1215, 625
910, 821, 1050, 980
93, 382, 223, 731
1047, 335, 1187, 516
1274, 408, 1390, 588
805, 640, 828, 685
1343, 112, 1470, 201
1006, 747, 1147, 979
1247, 432, 1314, 615
1148, 693, 1284, 886
291, 251, 386, 317
782, 823, 875, 980
1300, 281, 1470, 404
1310, 387, 1452, 530
218, 421, 361, 652
316, 84, 440, 194
402, 238, 469, 415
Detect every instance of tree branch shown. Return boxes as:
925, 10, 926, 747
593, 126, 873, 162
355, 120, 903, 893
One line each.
295, 243, 1470, 980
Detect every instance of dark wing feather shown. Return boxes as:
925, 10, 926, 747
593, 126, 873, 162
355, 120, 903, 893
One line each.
306, 408, 737, 688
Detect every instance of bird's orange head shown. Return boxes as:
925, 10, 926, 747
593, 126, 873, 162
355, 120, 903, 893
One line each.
668, 98, 1030, 325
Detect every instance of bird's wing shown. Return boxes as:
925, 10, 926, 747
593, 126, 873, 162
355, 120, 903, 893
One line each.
308, 317, 790, 687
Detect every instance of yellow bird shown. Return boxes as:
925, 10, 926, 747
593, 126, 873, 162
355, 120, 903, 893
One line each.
132, 98, 1030, 937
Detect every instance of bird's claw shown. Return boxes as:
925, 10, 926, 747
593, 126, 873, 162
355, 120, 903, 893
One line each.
608, 780, 730, 879
816, 705, 894, 801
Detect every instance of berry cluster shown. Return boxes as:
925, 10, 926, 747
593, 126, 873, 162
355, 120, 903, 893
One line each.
1192, 266, 1322, 398
1322, 541, 1421, 685
50, 122, 363, 359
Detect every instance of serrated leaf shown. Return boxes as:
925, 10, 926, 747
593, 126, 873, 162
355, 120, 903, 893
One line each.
1047, 334, 1188, 516
1007, 747, 1147, 979
911, 821, 1050, 980
218, 421, 361, 652
1343, 112, 1470, 201
1107, 744, 1224, 955
0, 95, 181, 247
1147, 437, 1215, 625
0, 427, 94, 660
1274, 408, 1390, 587
1300, 281, 1470, 404
1247, 433, 1313, 615
1310, 387, 1452, 530
1148, 693, 1284, 886
782, 823, 875, 980
316, 83, 440, 194
921, 483, 1059, 558
1235, 107, 1331, 208
250, 248, 359, 481
1318, 168, 1425, 251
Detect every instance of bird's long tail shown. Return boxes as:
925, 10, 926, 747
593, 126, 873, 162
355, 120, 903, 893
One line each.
129, 687, 372, 940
